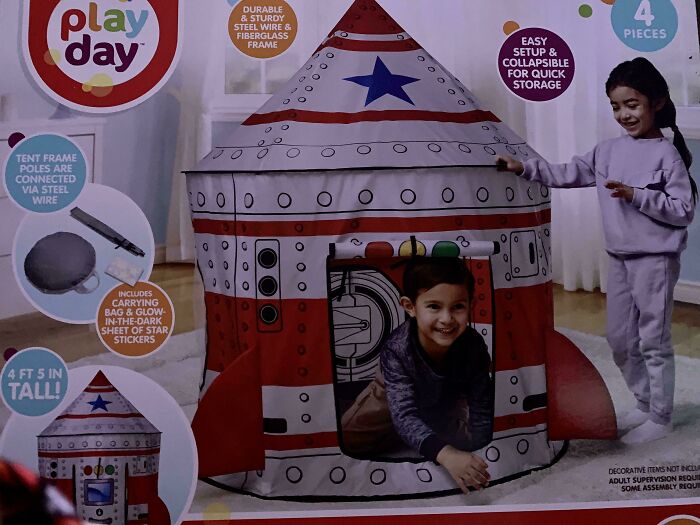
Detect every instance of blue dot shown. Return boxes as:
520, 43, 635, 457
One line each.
4, 134, 87, 213
1, 348, 68, 416
611, 0, 677, 52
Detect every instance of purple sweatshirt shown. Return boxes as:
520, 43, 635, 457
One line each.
521, 135, 695, 255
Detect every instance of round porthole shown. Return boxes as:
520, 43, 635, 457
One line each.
258, 249, 278, 268
259, 304, 279, 324
258, 276, 278, 297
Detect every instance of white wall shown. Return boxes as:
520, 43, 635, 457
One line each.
0, 1, 179, 245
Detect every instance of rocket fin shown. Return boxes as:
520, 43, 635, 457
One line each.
147, 495, 171, 525
545, 329, 617, 439
192, 347, 265, 476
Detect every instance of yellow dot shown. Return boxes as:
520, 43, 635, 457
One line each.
503, 20, 520, 35
203, 502, 231, 523
398, 240, 426, 257
43, 49, 61, 65
85, 73, 114, 88
83, 74, 115, 98
90, 86, 114, 98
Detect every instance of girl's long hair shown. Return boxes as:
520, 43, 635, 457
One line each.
605, 57, 697, 203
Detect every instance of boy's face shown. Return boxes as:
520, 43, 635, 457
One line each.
401, 283, 471, 354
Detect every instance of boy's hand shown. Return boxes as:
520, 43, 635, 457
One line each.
495, 155, 524, 175
436, 445, 490, 493
605, 180, 634, 203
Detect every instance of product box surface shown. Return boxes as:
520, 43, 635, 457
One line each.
1, 1, 699, 524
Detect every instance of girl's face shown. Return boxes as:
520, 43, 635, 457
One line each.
401, 283, 470, 355
608, 85, 664, 139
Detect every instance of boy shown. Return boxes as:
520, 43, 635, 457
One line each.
341, 257, 493, 492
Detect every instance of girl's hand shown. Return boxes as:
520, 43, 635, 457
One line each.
605, 180, 634, 203
436, 445, 490, 493
495, 155, 524, 175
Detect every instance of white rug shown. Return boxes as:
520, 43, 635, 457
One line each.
2, 327, 698, 513
188, 327, 700, 513
0, 330, 205, 430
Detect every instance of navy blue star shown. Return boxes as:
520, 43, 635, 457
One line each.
344, 57, 420, 106
87, 395, 112, 412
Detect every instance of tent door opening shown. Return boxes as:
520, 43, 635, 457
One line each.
326, 238, 499, 462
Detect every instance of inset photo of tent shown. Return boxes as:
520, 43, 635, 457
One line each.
37, 371, 171, 525
186, 0, 617, 499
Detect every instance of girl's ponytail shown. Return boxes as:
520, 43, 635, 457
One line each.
664, 101, 697, 204
677, 135, 698, 203
670, 124, 693, 172
674, 129, 698, 204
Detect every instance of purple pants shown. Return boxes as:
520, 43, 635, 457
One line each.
606, 253, 680, 425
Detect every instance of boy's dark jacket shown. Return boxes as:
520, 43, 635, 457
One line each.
380, 319, 494, 461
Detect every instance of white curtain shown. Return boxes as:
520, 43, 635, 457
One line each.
513, 2, 615, 293
165, 1, 226, 262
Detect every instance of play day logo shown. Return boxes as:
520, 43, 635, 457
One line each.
23, 0, 181, 112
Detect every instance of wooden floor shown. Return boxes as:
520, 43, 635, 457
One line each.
0, 264, 203, 363
553, 286, 700, 359
1, 263, 698, 362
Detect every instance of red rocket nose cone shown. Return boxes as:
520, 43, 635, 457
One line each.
89, 370, 112, 387
329, 0, 405, 37
192, 0, 527, 174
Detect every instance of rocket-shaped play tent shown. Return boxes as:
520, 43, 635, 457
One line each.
37, 371, 170, 524
186, 0, 616, 499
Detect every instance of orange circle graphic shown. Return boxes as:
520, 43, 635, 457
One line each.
503, 20, 520, 35
228, 0, 298, 59
97, 281, 174, 358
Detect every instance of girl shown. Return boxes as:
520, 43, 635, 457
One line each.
496, 57, 696, 445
